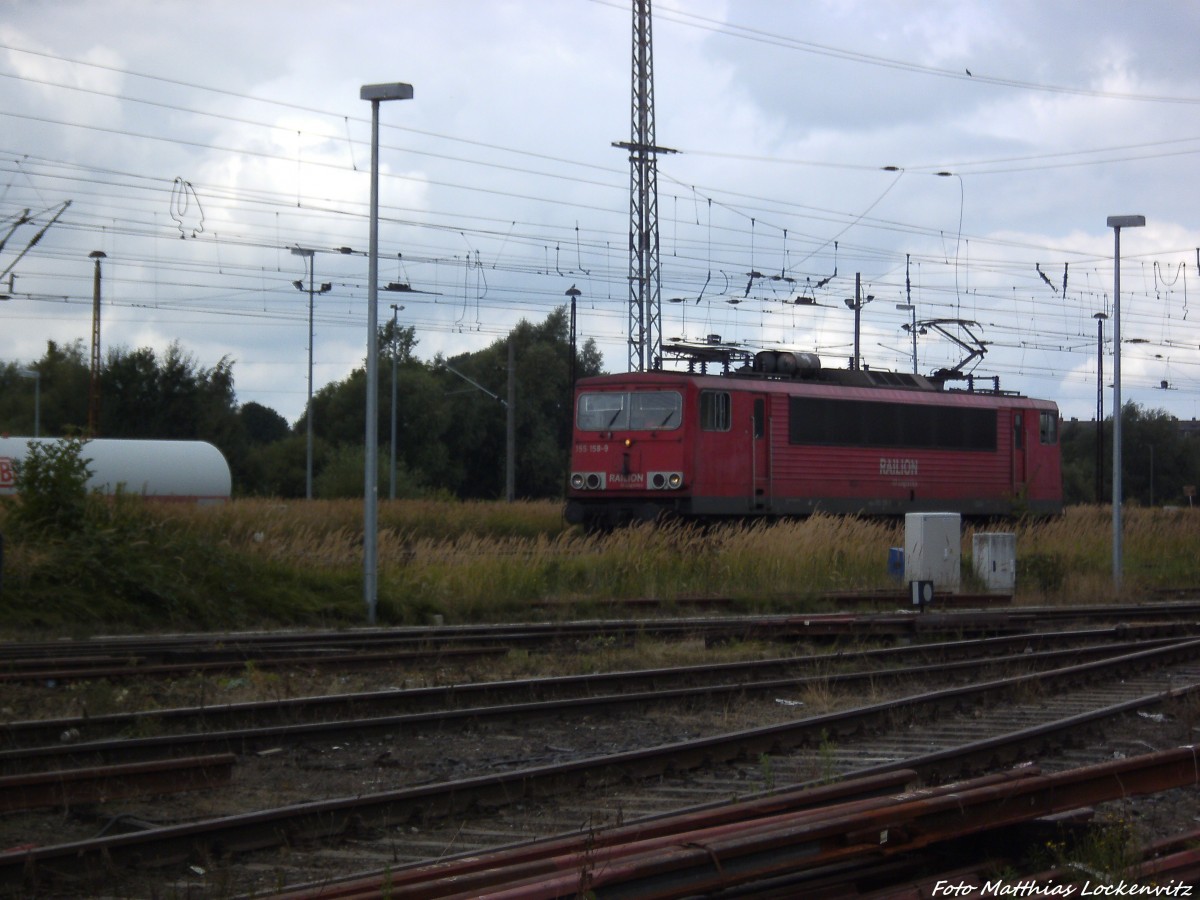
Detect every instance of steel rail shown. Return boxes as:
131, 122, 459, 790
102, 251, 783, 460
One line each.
4, 600, 1200, 667
4, 624, 1164, 747
2, 638, 1200, 889
264, 772, 927, 900
448, 747, 1200, 900
0, 754, 235, 813
0, 646, 509, 684
250, 679, 1200, 899
825, 826, 1200, 900
0, 636, 1184, 774
266, 769, 1037, 900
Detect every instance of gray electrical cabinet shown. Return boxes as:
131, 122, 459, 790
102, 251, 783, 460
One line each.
973, 532, 1017, 593
904, 512, 961, 594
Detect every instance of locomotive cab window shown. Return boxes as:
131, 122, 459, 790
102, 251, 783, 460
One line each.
577, 392, 627, 430
700, 391, 731, 432
1040, 411, 1058, 445
576, 391, 682, 432
630, 391, 682, 430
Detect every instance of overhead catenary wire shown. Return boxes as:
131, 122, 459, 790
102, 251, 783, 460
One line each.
2, 33, 1198, 419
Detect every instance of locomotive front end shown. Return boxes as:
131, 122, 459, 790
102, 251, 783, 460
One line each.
565, 379, 690, 527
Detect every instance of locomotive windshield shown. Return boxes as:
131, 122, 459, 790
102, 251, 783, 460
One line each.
576, 390, 682, 431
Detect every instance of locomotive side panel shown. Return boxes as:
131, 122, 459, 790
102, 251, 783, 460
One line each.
682, 387, 768, 515
565, 372, 1063, 525
760, 388, 1012, 515
1017, 403, 1063, 514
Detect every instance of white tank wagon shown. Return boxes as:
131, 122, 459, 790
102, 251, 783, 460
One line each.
0, 438, 232, 505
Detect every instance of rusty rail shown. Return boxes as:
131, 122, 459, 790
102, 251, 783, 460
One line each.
432, 748, 1200, 900
266, 748, 1199, 899
0, 754, 235, 812
3, 638, 1199, 892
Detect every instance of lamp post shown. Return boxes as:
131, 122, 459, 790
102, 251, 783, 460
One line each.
389, 302, 403, 500
1106, 214, 1145, 591
87, 250, 106, 437
291, 247, 332, 501
1093, 311, 1108, 504
360, 81, 413, 626
17, 368, 39, 437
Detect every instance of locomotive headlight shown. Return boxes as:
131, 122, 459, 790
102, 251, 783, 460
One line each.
570, 473, 585, 489
624, 438, 632, 448
647, 471, 684, 490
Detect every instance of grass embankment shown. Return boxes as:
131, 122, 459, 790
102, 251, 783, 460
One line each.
1, 498, 1198, 634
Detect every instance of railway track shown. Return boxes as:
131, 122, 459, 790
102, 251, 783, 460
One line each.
4, 599, 1200, 683
0, 628, 1190, 775
270, 754, 1200, 899
2, 626, 1199, 896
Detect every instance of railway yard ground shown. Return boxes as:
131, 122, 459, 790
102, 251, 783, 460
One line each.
2, 600, 1200, 898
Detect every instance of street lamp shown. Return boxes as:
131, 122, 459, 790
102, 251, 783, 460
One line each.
17, 368, 39, 437
361, 81, 413, 626
291, 247, 332, 501
1106, 214, 1145, 591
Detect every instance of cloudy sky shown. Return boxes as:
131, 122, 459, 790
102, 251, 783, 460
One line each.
2, 0, 1198, 425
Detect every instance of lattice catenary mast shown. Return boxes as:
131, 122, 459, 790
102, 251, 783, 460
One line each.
613, 0, 675, 372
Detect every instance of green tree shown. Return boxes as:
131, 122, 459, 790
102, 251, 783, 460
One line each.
1059, 418, 1104, 505
1060, 402, 1200, 507
237, 404, 299, 496
0, 340, 91, 437
247, 433, 312, 497
294, 307, 603, 500
101, 342, 238, 442
1121, 403, 1199, 506
100, 342, 257, 492
437, 307, 602, 499
0, 339, 296, 497
240, 402, 289, 445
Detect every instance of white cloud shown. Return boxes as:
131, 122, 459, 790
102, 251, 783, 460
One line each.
2, 1, 1199, 425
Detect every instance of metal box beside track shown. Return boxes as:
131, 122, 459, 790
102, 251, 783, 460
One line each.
973, 531, 1017, 593
904, 512, 961, 594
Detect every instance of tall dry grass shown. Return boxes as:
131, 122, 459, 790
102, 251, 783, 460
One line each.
8, 496, 1198, 631
164, 499, 1200, 620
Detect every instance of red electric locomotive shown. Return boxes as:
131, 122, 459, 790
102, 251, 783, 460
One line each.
565, 348, 1062, 528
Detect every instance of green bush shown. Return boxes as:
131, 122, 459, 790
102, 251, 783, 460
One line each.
6, 437, 92, 537
0, 439, 364, 631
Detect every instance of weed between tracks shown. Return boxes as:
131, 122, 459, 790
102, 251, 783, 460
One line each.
1037, 809, 1144, 886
